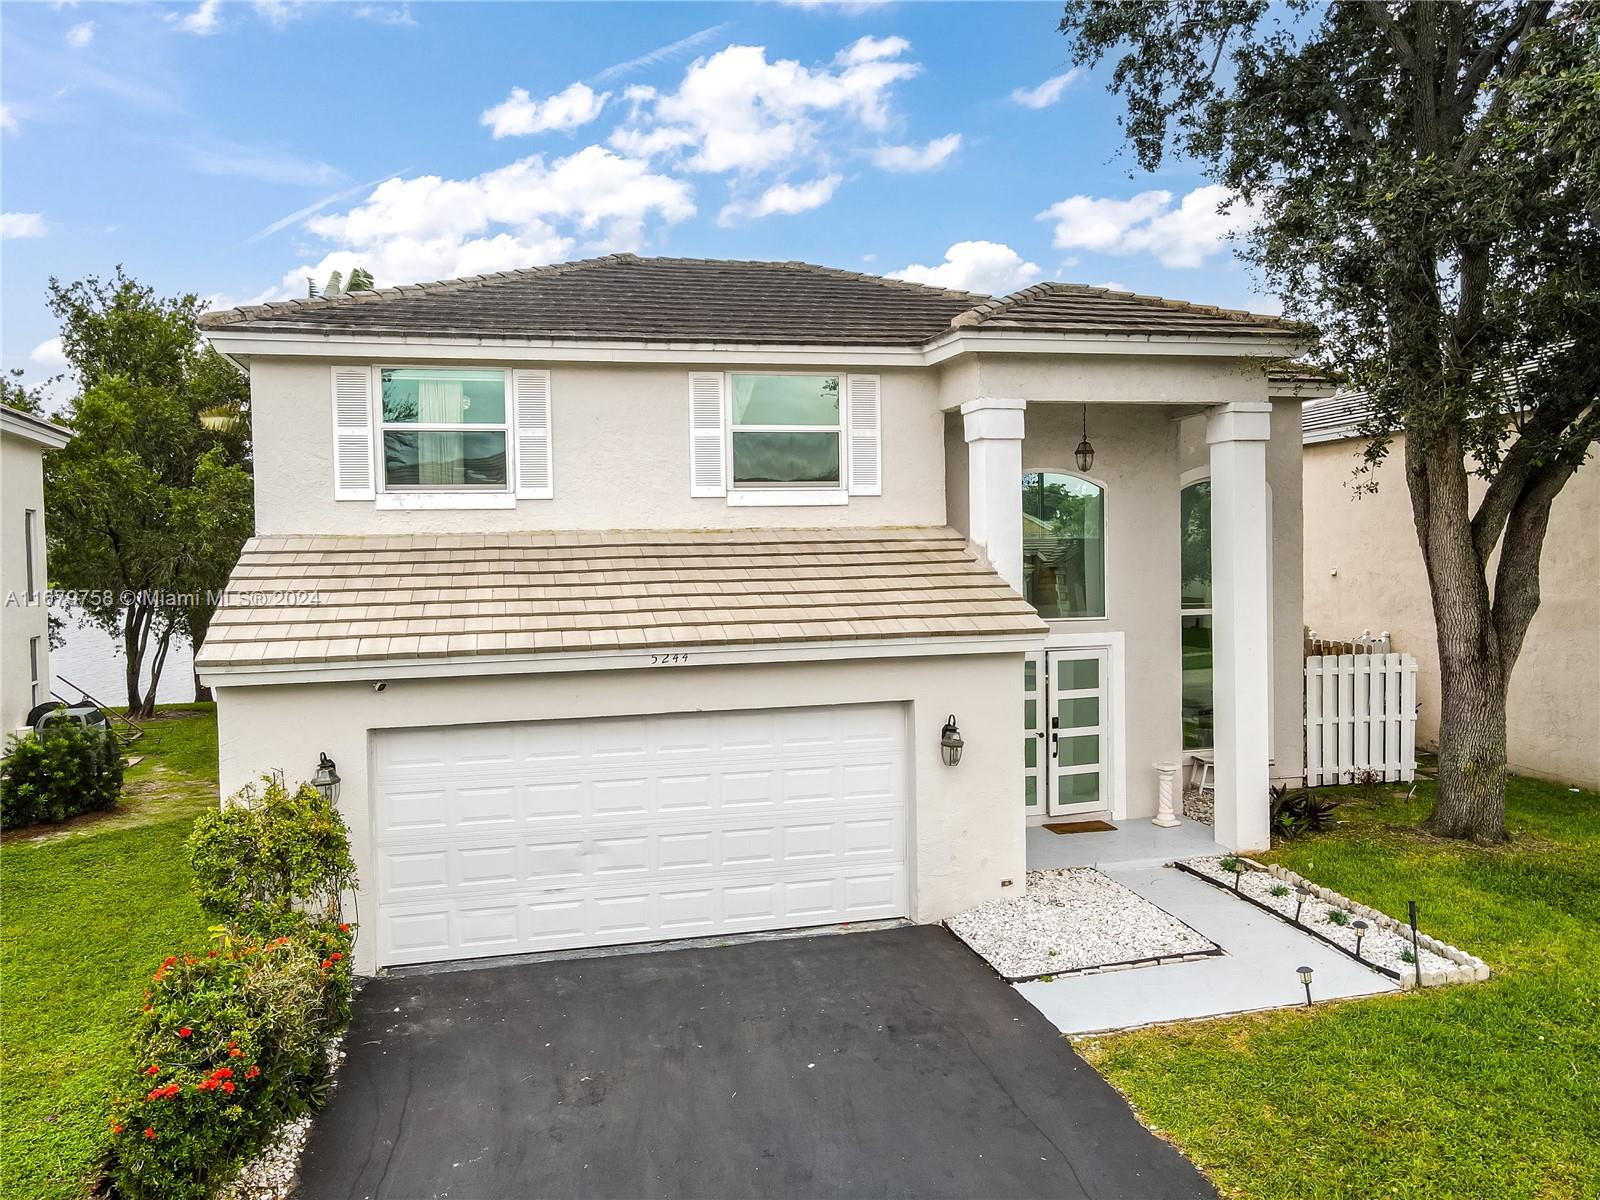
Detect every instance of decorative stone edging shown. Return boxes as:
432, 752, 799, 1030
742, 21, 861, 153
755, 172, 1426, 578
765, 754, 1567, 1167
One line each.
1177, 856, 1490, 990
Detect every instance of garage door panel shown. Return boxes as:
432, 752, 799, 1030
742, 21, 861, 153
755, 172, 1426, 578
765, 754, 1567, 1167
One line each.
373, 704, 908, 965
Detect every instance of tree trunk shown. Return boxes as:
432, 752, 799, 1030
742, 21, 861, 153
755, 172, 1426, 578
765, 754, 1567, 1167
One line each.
193, 669, 213, 704
122, 602, 151, 713
135, 623, 176, 719
1429, 624, 1509, 842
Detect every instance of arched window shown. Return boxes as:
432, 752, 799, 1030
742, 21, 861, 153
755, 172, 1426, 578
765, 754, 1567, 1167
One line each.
1021, 472, 1105, 619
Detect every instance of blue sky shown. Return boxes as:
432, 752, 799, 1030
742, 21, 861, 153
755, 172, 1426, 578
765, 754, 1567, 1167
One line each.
2, 0, 1271, 396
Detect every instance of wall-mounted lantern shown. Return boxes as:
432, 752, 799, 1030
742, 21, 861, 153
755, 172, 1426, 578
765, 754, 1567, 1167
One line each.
312, 752, 341, 803
1074, 404, 1096, 473
939, 715, 964, 766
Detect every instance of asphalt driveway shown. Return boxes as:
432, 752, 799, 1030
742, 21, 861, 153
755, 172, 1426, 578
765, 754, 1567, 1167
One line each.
298, 925, 1213, 1200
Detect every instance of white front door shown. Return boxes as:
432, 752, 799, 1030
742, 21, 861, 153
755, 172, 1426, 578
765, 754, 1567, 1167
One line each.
370, 703, 909, 967
1044, 647, 1109, 816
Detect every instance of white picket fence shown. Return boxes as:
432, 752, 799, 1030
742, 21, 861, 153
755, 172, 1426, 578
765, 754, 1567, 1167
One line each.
1304, 652, 1419, 786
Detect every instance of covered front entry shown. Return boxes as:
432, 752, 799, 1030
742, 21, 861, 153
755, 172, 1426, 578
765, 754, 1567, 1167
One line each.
371, 703, 910, 967
1023, 647, 1115, 818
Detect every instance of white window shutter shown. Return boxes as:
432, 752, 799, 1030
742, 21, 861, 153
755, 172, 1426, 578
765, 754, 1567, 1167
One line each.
689, 372, 726, 497
330, 366, 375, 500
513, 369, 553, 499
846, 374, 882, 496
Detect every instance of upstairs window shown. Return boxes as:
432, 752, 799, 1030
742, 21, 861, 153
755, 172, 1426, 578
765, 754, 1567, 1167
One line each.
380, 368, 508, 490
729, 374, 841, 487
1022, 472, 1106, 619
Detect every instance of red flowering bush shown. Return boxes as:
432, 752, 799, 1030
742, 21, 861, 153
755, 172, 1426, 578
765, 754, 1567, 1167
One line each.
104, 924, 354, 1200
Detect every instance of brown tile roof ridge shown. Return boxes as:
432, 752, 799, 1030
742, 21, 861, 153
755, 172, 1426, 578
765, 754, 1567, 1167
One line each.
948, 280, 1302, 334
199, 254, 990, 330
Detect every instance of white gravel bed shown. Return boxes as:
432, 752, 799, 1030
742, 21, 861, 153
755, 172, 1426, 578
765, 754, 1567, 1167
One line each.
947, 867, 1218, 981
1184, 856, 1488, 987
217, 1036, 347, 1200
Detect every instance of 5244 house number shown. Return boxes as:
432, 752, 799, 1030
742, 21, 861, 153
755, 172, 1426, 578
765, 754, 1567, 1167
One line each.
649, 653, 690, 666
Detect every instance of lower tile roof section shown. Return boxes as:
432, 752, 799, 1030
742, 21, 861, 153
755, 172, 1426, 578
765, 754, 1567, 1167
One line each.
197, 527, 1047, 672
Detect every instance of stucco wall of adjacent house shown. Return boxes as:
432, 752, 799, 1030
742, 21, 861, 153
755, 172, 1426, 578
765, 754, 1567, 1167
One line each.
215, 651, 1026, 975
1304, 432, 1600, 790
248, 358, 948, 535
941, 386, 1305, 821
1, 433, 51, 734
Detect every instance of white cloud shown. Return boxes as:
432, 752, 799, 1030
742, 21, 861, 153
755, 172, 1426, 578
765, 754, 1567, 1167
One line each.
293, 146, 695, 287
172, 0, 222, 35
2, 212, 47, 239
30, 336, 68, 367
181, 137, 344, 187
719, 174, 841, 224
781, 0, 892, 12
0, 103, 17, 134
1038, 184, 1256, 268
482, 83, 610, 138
593, 23, 731, 83
1011, 69, 1080, 109
623, 39, 921, 174
891, 241, 1041, 295
252, 1, 304, 29
351, 3, 416, 26
870, 133, 960, 172
65, 20, 94, 48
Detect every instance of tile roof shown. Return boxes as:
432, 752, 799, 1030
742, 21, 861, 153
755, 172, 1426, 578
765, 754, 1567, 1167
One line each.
200, 255, 984, 346
196, 527, 1046, 672
951, 283, 1303, 339
1302, 392, 1375, 443
199, 254, 1303, 346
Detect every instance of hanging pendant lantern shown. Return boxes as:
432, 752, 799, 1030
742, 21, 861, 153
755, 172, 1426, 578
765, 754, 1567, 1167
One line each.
1074, 404, 1096, 473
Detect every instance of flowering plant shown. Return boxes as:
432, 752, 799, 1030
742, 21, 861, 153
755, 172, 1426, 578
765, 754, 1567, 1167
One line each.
104, 923, 354, 1200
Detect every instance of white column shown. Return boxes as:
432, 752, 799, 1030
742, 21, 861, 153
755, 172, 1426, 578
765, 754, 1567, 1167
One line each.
961, 397, 1026, 592
1206, 400, 1274, 851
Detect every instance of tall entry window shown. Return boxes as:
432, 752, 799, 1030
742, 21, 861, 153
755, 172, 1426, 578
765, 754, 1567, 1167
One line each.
1180, 480, 1213, 750
1022, 472, 1105, 619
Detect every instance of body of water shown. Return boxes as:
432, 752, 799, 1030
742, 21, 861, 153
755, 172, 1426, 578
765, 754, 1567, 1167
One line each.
50, 619, 198, 708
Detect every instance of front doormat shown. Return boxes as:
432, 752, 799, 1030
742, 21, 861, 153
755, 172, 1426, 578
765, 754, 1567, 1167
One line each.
945, 868, 1221, 983
1042, 820, 1117, 834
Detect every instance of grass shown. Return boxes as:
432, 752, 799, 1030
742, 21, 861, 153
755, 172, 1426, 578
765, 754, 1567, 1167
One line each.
1079, 774, 1600, 1200
1, 705, 219, 1199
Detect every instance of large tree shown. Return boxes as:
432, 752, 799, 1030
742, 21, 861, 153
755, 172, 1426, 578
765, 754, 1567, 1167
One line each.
1057, 1, 1599, 842
43, 268, 253, 715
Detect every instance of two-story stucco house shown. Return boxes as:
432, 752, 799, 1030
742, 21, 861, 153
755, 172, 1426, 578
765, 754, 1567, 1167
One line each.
2, 404, 71, 736
197, 255, 1322, 974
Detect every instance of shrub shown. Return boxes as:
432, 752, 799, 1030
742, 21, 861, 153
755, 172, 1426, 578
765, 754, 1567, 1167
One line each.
104, 925, 354, 1200
105, 773, 360, 1198
187, 775, 356, 937
1326, 909, 1351, 927
1269, 783, 1340, 839
0, 721, 123, 829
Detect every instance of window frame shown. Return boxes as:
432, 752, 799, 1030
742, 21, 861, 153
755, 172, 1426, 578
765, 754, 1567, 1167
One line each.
376, 365, 513, 495
29, 636, 41, 706
1021, 467, 1109, 622
725, 370, 846, 493
23, 508, 37, 603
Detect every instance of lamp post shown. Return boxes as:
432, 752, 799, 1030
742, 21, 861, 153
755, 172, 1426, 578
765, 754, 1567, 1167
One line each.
1352, 919, 1368, 961
1294, 885, 1310, 924
312, 753, 341, 803
1297, 965, 1314, 1007
939, 715, 963, 766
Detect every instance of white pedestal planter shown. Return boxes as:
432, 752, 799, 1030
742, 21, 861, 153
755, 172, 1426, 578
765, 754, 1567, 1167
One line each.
1152, 762, 1181, 828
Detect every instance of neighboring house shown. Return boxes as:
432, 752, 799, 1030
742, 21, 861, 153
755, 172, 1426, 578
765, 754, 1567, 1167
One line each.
197, 255, 1320, 973
1303, 393, 1600, 791
1, 405, 71, 735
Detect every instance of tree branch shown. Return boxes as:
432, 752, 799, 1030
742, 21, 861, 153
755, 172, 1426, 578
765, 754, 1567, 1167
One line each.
1471, 393, 1593, 562
1490, 456, 1577, 679
1368, 4, 1421, 73
1454, 4, 1552, 172
1456, 2, 1548, 109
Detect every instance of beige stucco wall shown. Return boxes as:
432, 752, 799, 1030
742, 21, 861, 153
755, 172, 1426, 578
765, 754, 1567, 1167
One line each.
249, 359, 947, 535
215, 651, 1025, 974
936, 352, 1274, 410
1, 433, 51, 734
942, 380, 1306, 818
1304, 433, 1599, 790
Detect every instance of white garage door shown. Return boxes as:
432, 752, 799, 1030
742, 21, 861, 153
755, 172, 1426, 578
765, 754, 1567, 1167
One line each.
371, 703, 909, 966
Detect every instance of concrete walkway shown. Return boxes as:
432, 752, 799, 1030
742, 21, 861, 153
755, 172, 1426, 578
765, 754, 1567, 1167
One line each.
1019, 823, 1399, 1035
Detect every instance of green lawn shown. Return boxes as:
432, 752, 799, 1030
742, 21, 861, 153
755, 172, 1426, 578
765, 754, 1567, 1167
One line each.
1, 706, 219, 1199
1080, 774, 1600, 1200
